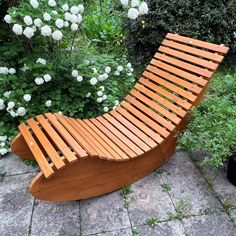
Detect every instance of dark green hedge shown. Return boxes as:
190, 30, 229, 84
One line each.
123, 0, 236, 72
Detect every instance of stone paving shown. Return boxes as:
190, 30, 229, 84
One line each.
0, 151, 236, 236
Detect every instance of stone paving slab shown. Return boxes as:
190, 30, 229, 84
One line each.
80, 191, 131, 235
31, 200, 81, 236
0, 153, 38, 176
160, 152, 223, 216
134, 220, 185, 236
230, 209, 236, 227
182, 212, 236, 236
190, 150, 236, 209
127, 172, 175, 226
95, 228, 132, 236
0, 173, 34, 236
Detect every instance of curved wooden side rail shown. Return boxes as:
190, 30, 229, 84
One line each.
11, 33, 229, 201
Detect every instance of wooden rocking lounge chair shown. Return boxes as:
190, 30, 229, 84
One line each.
11, 33, 229, 202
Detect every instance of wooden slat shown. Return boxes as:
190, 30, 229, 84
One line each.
135, 83, 186, 117
150, 59, 207, 86
166, 33, 229, 54
27, 118, 65, 170
77, 119, 122, 160
18, 123, 54, 178
155, 53, 213, 78
90, 118, 136, 158
147, 62, 202, 94
45, 113, 88, 158
36, 115, 78, 162
158, 46, 218, 70
144, 69, 196, 102
84, 119, 129, 160
125, 95, 175, 131
139, 77, 192, 110
115, 106, 164, 144
56, 115, 101, 157
96, 116, 144, 156
103, 113, 150, 152
130, 89, 181, 124
121, 100, 170, 138
110, 110, 157, 148
162, 39, 224, 62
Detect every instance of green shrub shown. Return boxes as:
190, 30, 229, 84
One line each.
0, 0, 135, 155
122, 0, 236, 71
178, 71, 236, 168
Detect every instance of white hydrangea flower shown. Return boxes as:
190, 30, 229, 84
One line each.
55, 19, 64, 28
69, 14, 78, 23
17, 107, 26, 116
20, 64, 29, 72
30, 0, 39, 9
76, 76, 83, 82
23, 15, 33, 26
102, 73, 109, 80
34, 18, 42, 28
0, 67, 8, 75
23, 94, 31, 102
71, 23, 78, 31
51, 10, 58, 15
131, 0, 140, 7
102, 94, 107, 100
35, 77, 44, 85
0, 142, 5, 148
120, 0, 129, 6
12, 24, 23, 35
0, 99, 4, 106
8, 68, 16, 74
48, 0, 56, 7
78, 4, 84, 13
0, 148, 8, 156
113, 106, 117, 110
99, 86, 105, 91
64, 12, 71, 21
117, 65, 123, 72
128, 8, 139, 19
77, 14, 82, 24
3, 91, 11, 98
36, 58, 46, 65
0, 103, 5, 110
70, 6, 79, 14
129, 68, 134, 72
114, 71, 120, 76
90, 77, 98, 86
114, 100, 120, 106
97, 97, 103, 103
43, 13, 51, 21
71, 70, 79, 77
62, 4, 69, 11
105, 66, 111, 74
86, 92, 91, 98
84, 60, 90, 65
139, 2, 149, 15
103, 107, 109, 112
52, 30, 63, 41
7, 101, 15, 109
23, 27, 35, 38
64, 21, 69, 27
45, 100, 52, 107
43, 74, 52, 82
127, 63, 132, 68
127, 72, 133, 76
9, 110, 17, 117
0, 135, 7, 142
4, 14, 11, 24
41, 25, 52, 36
97, 91, 103, 97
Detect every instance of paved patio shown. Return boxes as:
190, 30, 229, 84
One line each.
0, 151, 236, 236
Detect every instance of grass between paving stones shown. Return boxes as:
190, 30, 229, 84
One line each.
121, 185, 133, 208
161, 183, 172, 192
146, 216, 158, 228
168, 199, 190, 221
132, 227, 140, 236
0, 165, 6, 182
23, 160, 38, 168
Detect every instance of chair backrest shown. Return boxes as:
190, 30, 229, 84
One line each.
120, 33, 229, 140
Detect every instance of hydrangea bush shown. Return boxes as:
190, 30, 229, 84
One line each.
0, 0, 149, 156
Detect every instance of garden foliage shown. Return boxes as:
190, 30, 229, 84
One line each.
122, 0, 236, 70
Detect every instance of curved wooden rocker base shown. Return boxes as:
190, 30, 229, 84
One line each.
29, 145, 174, 202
